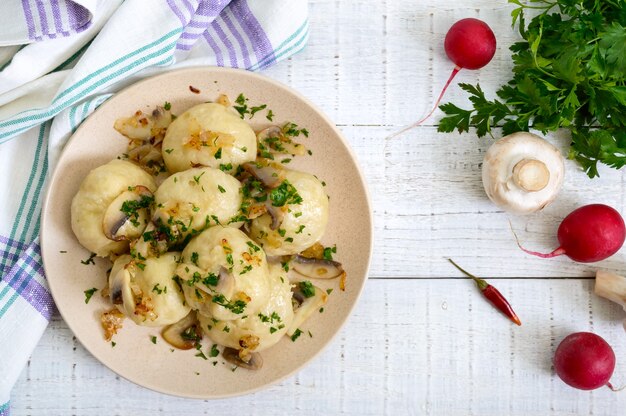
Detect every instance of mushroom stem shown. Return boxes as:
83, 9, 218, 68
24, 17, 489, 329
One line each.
512, 159, 550, 192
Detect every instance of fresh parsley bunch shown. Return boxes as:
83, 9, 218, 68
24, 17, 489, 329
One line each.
438, 0, 626, 178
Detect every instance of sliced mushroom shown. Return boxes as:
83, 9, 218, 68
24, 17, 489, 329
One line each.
222, 347, 263, 370
161, 311, 203, 350
243, 162, 286, 189
257, 126, 307, 156
292, 255, 344, 279
265, 203, 286, 230
288, 283, 327, 336
103, 185, 153, 242
214, 266, 235, 297
109, 266, 132, 305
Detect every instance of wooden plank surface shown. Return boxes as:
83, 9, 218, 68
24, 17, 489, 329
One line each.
11, 280, 626, 415
10, 0, 626, 415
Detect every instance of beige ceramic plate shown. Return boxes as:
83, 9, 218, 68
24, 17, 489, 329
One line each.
41, 67, 372, 398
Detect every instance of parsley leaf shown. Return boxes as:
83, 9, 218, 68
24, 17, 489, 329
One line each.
438, 1, 626, 178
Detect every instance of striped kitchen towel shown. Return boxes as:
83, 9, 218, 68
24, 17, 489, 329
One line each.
0, 0, 309, 413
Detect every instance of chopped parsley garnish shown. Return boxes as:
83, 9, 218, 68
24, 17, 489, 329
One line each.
164, 101, 172, 111
233, 93, 249, 118
193, 171, 205, 184
209, 344, 219, 357
165, 148, 174, 154
120, 194, 154, 227
240, 265, 253, 275
283, 122, 309, 137
295, 225, 306, 234
269, 180, 303, 207
266, 109, 274, 121
250, 104, 267, 118
280, 158, 292, 164
323, 245, 337, 261
290, 328, 303, 342
202, 273, 219, 286
219, 163, 233, 172
294, 212, 302, 218
152, 284, 164, 294
151, 336, 157, 344
246, 241, 260, 252
214, 148, 222, 159
217, 184, 226, 193
111, 342, 116, 347
80, 253, 96, 265
84, 287, 97, 304
285, 237, 294, 243
195, 351, 208, 360
277, 228, 286, 237
299, 281, 316, 298
223, 325, 230, 333
281, 261, 289, 272
319, 307, 324, 313
212, 294, 246, 314
308, 330, 313, 338
326, 288, 334, 295
181, 326, 202, 342
190, 252, 199, 266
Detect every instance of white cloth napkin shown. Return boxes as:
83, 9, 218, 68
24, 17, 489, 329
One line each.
0, 1, 309, 413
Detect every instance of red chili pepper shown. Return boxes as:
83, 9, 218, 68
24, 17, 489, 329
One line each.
448, 259, 522, 326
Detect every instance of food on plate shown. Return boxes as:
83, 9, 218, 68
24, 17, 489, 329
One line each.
197, 262, 294, 354
482, 132, 564, 214
176, 226, 271, 320
389, 17, 496, 138
249, 169, 329, 256
152, 167, 243, 247
162, 103, 256, 173
594, 270, 626, 332
554, 332, 616, 391
513, 204, 626, 263
70, 95, 345, 370
108, 252, 190, 326
71, 159, 156, 257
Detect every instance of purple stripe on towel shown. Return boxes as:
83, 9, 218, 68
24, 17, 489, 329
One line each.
34, 0, 53, 38
229, 0, 274, 65
21, 0, 38, 41
211, 21, 238, 67
67, 0, 91, 33
50, 0, 64, 32
203, 32, 224, 66
167, 0, 187, 27
2, 243, 54, 320
221, 11, 251, 69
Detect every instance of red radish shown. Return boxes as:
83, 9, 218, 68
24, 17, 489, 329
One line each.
389, 18, 496, 138
554, 332, 616, 390
516, 204, 625, 263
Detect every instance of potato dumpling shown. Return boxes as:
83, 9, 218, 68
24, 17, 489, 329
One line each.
197, 263, 293, 352
71, 159, 156, 257
108, 253, 190, 326
162, 103, 256, 173
249, 170, 329, 256
153, 167, 242, 244
176, 226, 271, 321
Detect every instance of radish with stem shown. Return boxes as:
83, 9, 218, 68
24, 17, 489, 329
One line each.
389, 18, 496, 139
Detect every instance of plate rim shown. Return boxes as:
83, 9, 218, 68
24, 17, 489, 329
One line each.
40, 66, 373, 399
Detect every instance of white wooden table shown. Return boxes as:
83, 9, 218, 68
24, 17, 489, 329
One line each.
12, 1, 626, 414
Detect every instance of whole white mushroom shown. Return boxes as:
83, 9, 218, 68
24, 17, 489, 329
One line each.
482, 132, 564, 214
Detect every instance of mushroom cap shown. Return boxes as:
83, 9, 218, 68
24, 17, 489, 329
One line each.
71, 159, 156, 257
482, 132, 565, 214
